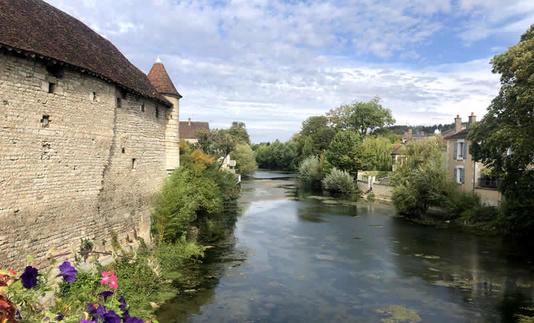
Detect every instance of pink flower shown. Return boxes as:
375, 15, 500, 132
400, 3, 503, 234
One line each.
100, 271, 118, 289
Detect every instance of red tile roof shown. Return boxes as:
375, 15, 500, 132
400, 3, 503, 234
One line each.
180, 121, 209, 139
148, 62, 181, 98
0, 0, 170, 106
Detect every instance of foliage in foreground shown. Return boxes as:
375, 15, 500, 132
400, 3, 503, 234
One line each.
469, 25, 534, 237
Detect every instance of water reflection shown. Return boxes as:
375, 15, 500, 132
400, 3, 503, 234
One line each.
157, 172, 534, 322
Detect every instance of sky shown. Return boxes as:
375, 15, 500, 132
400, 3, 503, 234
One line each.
45, 0, 533, 142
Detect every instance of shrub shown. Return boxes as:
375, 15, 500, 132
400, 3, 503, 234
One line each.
231, 143, 257, 177
322, 168, 356, 196
445, 186, 481, 219
298, 155, 323, 189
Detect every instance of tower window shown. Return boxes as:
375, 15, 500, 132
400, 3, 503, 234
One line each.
155, 106, 159, 119
90, 92, 97, 102
116, 97, 122, 108
131, 158, 137, 170
141, 103, 145, 112
48, 82, 56, 93
122, 147, 126, 154
41, 115, 50, 128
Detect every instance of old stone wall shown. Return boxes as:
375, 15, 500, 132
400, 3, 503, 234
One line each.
0, 52, 170, 267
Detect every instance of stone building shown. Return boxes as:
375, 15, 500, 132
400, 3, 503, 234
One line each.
444, 114, 501, 206
179, 119, 210, 144
0, 0, 181, 266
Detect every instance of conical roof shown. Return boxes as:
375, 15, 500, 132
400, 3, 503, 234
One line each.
147, 61, 181, 98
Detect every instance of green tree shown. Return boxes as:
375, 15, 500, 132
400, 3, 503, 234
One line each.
254, 140, 298, 170
299, 116, 336, 155
327, 97, 395, 136
469, 25, 534, 235
228, 121, 251, 144
231, 143, 257, 177
391, 138, 448, 217
360, 136, 393, 171
298, 155, 324, 189
325, 130, 362, 176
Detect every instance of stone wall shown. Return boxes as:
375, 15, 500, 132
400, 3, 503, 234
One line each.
0, 52, 173, 267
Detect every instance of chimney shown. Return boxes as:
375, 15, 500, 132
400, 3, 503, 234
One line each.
468, 112, 476, 127
454, 114, 462, 132
188, 117, 191, 126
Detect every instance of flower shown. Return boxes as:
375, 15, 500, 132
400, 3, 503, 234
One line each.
118, 296, 127, 312
20, 266, 39, 289
86, 304, 106, 321
0, 295, 17, 322
55, 312, 65, 321
100, 272, 118, 289
124, 317, 144, 323
58, 261, 77, 283
102, 310, 121, 323
80, 320, 96, 323
99, 291, 114, 302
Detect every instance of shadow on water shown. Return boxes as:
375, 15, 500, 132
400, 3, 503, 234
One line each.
157, 171, 534, 323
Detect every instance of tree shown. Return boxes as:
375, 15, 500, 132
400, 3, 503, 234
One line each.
228, 121, 251, 144
325, 130, 362, 177
231, 143, 257, 177
391, 138, 449, 217
360, 136, 393, 171
299, 116, 336, 155
327, 97, 395, 136
254, 140, 298, 170
196, 128, 236, 157
469, 25, 534, 235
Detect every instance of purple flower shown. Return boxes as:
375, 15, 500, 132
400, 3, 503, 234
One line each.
103, 310, 121, 323
124, 317, 144, 323
118, 296, 127, 312
80, 321, 96, 323
58, 261, 77, 283
55, 312, 65, 321
99, 290, 114, 301
86, 304, 106, 321
20, 266, 39, 289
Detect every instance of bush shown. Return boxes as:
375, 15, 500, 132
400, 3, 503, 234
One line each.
322, 168, 356, 196
445, 187, 481, 219
231, 143, 257, 177
298, 155, 323, 189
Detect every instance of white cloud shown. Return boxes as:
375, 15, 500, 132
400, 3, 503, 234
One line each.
44, 0, 512, 141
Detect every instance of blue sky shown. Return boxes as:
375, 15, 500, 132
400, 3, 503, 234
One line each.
46, 0, 533, 142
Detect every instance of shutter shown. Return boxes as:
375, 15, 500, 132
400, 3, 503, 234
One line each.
460, 168, 465, 184
463, 142, 468, 160
453, 142, 458, 160
454, 168, 458, 183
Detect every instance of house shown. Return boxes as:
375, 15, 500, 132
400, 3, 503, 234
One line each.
443, 114, 501, 206
179, 119, 210, 144
0, 0, 181, 266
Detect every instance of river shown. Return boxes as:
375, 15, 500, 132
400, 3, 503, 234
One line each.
157, 171, 534, 322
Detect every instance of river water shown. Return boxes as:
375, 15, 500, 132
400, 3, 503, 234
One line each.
157, 171, 534, 322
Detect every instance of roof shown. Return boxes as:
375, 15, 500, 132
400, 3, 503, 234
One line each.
180, 121, 210, 139
0, 0, 170, 106
444, 128, 468, 140
148, 63, 181, 98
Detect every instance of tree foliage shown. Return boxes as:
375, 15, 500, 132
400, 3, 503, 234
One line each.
299, 116, 336, 156
298, 155, 324, 189
391, 138, 449, 217
231, 143, 257, 177
469, 25, 534, 235
228, 121, 251, 145
327, 97, 395, 136
254, 140, 298, 170
325, 130, 362, 176
360, 136, 393, 171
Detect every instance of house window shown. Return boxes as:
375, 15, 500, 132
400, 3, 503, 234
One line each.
122, 147, 126, 154
131, 158, 137, 170
116, 97, 122, 108
455, 166, 465, 184
454, 140, 466, 160
141, 103, 145, 112
48, 82, 56, 94
41, 115, 50, 128
155, 106, 159, 119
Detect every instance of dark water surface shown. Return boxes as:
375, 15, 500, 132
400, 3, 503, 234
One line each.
158, 171, 534, 322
